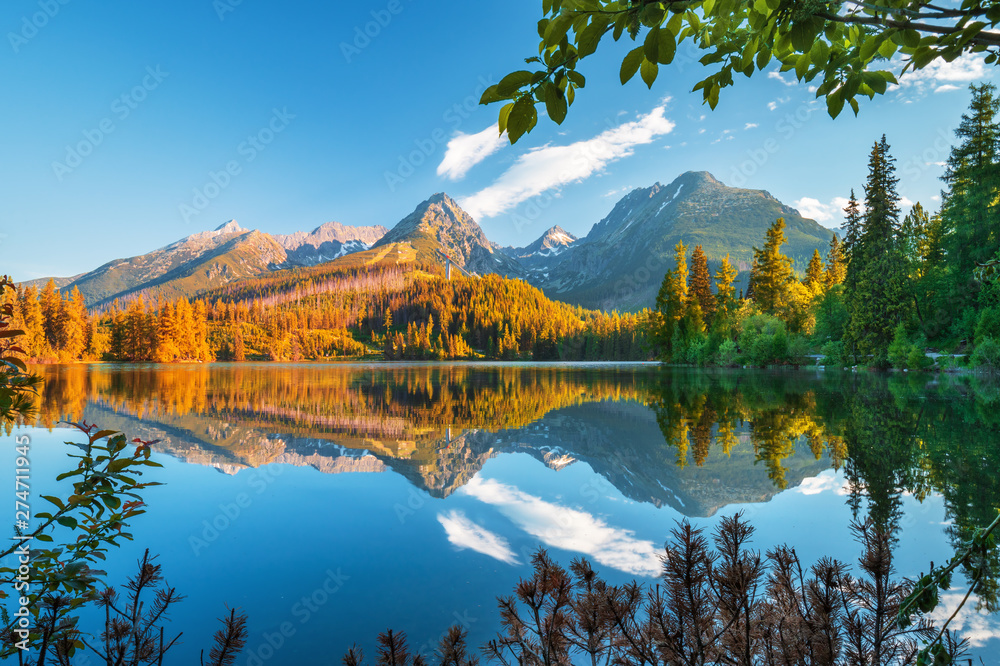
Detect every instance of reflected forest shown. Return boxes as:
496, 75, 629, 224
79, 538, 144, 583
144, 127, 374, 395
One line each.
30, 364, 1000, 616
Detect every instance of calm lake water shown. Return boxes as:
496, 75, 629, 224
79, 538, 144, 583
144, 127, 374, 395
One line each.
5, 363, 1000, 664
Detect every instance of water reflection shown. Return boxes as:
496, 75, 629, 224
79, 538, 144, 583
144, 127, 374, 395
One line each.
23, 363, 1000, 659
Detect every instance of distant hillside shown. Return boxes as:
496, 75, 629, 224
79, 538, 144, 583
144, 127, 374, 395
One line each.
526, 171, 834, 311
25, 220, 387, 308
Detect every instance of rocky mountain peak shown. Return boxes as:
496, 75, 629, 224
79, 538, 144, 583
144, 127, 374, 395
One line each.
215, 220, 246, 234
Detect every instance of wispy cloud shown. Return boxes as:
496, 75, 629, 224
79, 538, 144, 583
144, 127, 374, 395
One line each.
437, 510, 519, 564
768, 71, 797, 87
459, 102, 675, 220
461, 477, 661, 576
744, 122, 758, 130
437, 124, 507, 181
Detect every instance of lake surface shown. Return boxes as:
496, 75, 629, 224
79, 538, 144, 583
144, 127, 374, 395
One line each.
5, 363, 1000, 664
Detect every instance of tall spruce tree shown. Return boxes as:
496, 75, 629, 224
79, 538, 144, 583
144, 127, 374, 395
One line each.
750, 218, 795, 315
941, 83, 1000, 313
843, 136, 907, 367
825, 235, 846, 287
805, 249, 825, 292
653, 241, 688, 360
842, 190, 863, 260
688, 245, 715, 324
713, 254, 739, 337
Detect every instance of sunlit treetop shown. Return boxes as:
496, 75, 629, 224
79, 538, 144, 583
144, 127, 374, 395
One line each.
482, 0, 1000, 142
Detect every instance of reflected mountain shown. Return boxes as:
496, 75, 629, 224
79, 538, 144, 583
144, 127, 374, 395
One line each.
30, 364, 844, 517
28, 364, 1000, 536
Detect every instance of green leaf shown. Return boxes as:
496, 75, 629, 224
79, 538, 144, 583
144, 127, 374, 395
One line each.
479, 85, 506, 105
756, 48, 771, 70
656, 26, 677, 64
507, 97, 537, 143
644, 26, 660, 63
41, 495, 66, 510
544, 13, 575, 47
577, 18, 608, 57
497, 71, 534, 96
498, 102, 515, 134
57, 517, 78, 530
544, 83, 568, 124
35, 533, 53, 542
640, 58, 658, 89
827, 89, 845, 118
878, 39, 897, 59
707, 83, 720, 109
620, 47, 644, 84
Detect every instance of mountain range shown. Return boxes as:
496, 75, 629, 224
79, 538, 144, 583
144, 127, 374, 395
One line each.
27, 171, 834, 311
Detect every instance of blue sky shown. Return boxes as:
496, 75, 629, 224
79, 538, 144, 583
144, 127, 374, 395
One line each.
0, 1, 992, 280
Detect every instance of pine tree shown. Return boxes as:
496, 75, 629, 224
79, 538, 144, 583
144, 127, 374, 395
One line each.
61, 287, 89, 360
750, 218, 795, 315
842, 189, 863, 259
233, 327, 246, 362
804, 249, 825, 292
824, 235, 846, 287
843, 135, 907, 366
653, 241, 688, 360
713, 254, 739, 337
943, 84, 1000, 283
39, 279, 63, 353
687, 245, 715, 324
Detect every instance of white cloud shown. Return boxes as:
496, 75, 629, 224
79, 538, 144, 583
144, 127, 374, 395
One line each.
767, 96, 791, 111
437, 125, 507, 181
899, 54, 990, 96
928, 592, 1000, 648
899, 195, 915, 208
744, 122, 758, 130
460, 104, 675, 220
461, 477, 661, 576
796, 470, 850, 496
794, 197, 836, 222
931, 194, 941, 201
437, 510, 519, 565
832, 196, 866, 215
768, 71, 797, 87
